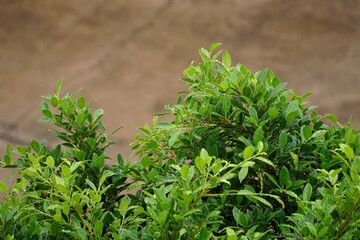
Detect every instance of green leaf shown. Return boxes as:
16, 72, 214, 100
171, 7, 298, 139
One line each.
99, 171, 116, 187
42, 109, 53, 118
268, 107, 279, 118
340, 144, 354, 160
61, 165, 71, 178
94, 221, 104, 235
279, 132, 287, 150
119, 197, 130, 217
317, 227, 329, 238
222, 96, 231, 115
257, 141, 264, 152
220, 81, 229, 91
46, 156, 55, 168
77, 96, 86, 109
93, 109, 104, 122
0, 181, 8, 193
327, 114, 338, 123
85, 179, 97, 191
169, 129, 182, 148
200, 148, 209, 160
279, 166, 290, 187
303, 183, 312, 201
222, 50, 232, 68
249, 106, 258, 121
195, 156, 206, 173
50, 96, 58, 107
243, 146, 255, 160
290, 152, 298, 166
210, 42, 221, 52
301, 125, 312, 141
56, 79, 63, 96
180, 165, 190, 179
233, 207, 247, 227
253, 127, 263, 145
238, 167, 249, 183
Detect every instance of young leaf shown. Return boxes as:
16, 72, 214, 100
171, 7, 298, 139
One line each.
238, 167, 249, 183
243, 146, 255, 160
210, 42, 221, 53
195, 156, 206, 173
56, 79, 63, 96
46, 156, 55, 168
93, 109, 104, 122
340, 144, 354, 160
222, 50, 232, 69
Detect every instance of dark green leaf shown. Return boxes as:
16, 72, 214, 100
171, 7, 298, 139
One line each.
279, 166, 290, 187
253, 127, 263, 145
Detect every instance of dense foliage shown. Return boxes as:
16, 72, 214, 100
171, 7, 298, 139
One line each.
1, 44, 359, 239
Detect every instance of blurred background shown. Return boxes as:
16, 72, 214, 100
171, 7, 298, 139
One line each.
0, 0, 360, 161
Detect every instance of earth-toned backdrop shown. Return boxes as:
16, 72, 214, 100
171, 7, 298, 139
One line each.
0, 0, 360, 163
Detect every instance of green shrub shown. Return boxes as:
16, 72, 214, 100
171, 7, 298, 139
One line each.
0, 44, 359, 239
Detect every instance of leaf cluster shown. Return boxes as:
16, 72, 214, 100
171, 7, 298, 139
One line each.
0, 45, 359, 239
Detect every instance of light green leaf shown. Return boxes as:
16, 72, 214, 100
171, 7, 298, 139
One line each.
238, 167, 249, 183
119, 197, 130, 217
303, 183, 312, 201
46, 156, 55, 168
268, 107, 279, 118
195, 156, 206, 173
253, 127, 263, 145
93, 109, 104, 122
56, 79, 63, 96
340, 144, 354, 160
169, 129, 182, 148
0, 181, 8, 193
222, 50, 232, 68
200, 148, 209, 160
301, 125, 312, 141
290, 152, 298, 166
61, 165, 71, 178
180, 165, 190, 179
222, 96, 231, 115
326, 114, 338, 123
220, 81, 229, 91
94, 221, 104, 235
249, 106, 258, 121
85, 179, 97, 191
210, 42, 221, 52
255, 157, 275, 167
243, 146, 255, 160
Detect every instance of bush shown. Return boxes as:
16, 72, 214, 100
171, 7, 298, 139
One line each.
1, 44, 359, 239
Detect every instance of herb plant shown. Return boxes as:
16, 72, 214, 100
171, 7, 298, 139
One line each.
1, 44, 359, 239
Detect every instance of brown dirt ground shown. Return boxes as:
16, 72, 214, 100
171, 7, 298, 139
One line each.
0, 0, 360, 194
